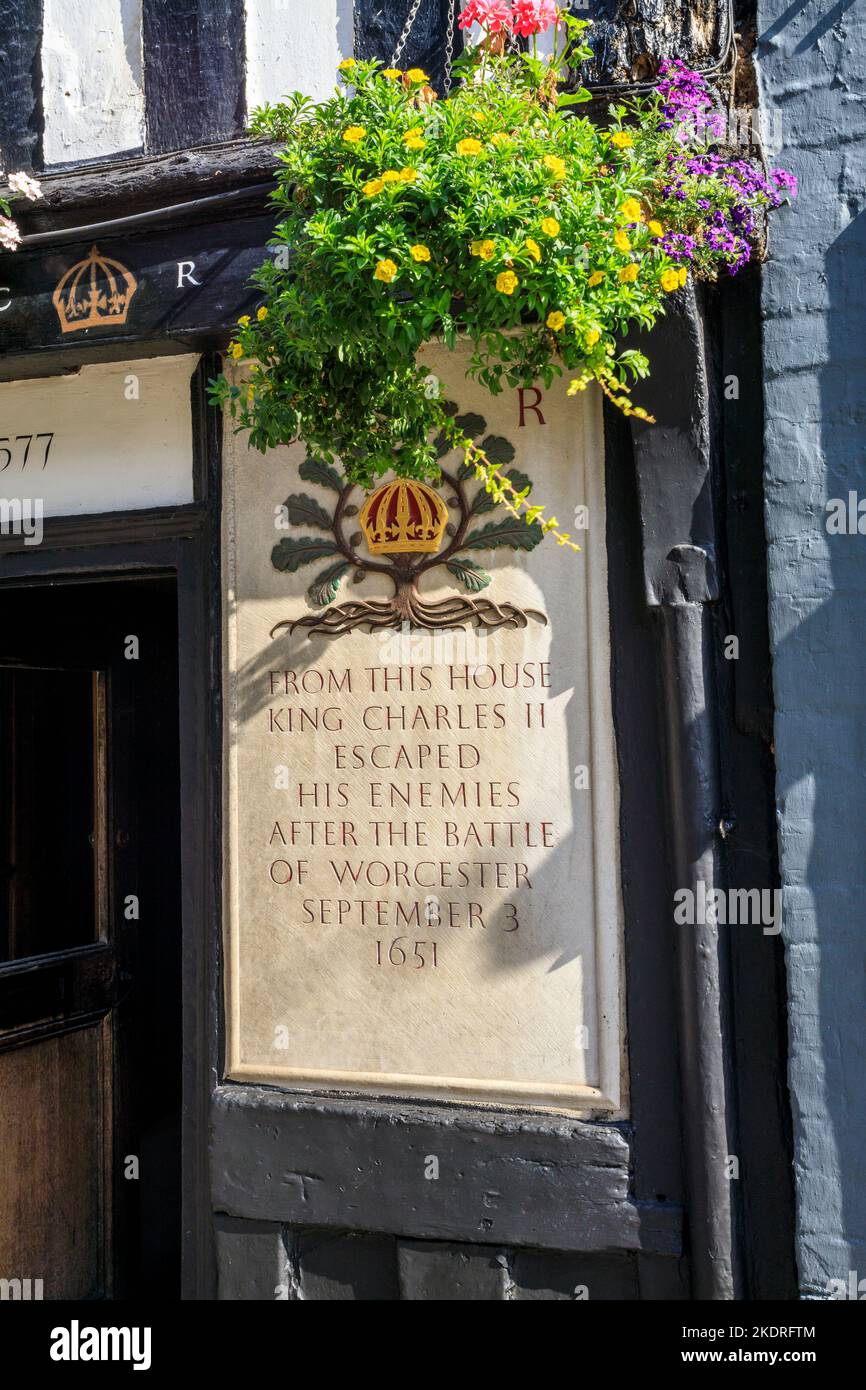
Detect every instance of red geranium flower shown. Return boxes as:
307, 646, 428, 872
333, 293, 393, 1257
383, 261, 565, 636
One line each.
458, 0, 514, 35
511, 0, 559, 37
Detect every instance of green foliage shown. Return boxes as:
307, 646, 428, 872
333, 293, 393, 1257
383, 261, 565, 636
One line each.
470, 465, 528, 515
209, 17, 788, 552
446, 557, 492, 592
271, 536, 339, 572
308, 560, 351, 605
298, 454, 345, 492
282, 492, 335, 529
465, 515, 544, 551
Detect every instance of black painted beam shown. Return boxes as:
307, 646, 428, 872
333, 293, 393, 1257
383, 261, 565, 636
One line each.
354, 0, 463, 95
142, 0, 246, 155
629, 289, 738, 1300
14, 141, 279, 235
576, 0, 730, 88
212, 1085, 683, 1256
0, 0, 43, 171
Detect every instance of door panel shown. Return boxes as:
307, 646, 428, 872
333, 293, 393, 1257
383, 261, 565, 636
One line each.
0, 1023, 110, 1300
0, 577, 181, 1300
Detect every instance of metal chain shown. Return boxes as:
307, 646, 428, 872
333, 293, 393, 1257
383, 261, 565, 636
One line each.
443, 0, 456, 95
390, 0, 425, 66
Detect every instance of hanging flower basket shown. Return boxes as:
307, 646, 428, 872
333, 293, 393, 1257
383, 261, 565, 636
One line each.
210, 4, 795, 552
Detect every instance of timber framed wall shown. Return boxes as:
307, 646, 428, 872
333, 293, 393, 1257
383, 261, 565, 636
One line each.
0, 0, 798, 1301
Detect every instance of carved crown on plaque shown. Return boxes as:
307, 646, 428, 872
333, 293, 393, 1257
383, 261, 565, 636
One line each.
359, 478, 449, 555
52, 244, 138, 333
269, 406, 549, 640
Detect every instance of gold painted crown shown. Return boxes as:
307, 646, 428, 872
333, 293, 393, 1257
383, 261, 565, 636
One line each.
52, 244, 138, 333
359, 479, 449, 554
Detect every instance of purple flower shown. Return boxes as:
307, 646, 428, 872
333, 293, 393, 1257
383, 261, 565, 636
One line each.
729, 203, 757, 237
661, 231, 698, 261
657, 58, 713, 125
650, 61, 793, 263
771, 167, 798, 196
702, 211, 752, 272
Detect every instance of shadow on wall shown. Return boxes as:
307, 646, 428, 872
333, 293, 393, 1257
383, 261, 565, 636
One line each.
770, 200, 866, 1292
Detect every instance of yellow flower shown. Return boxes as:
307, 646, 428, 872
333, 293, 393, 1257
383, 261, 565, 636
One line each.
648, 220, 664, 238
342, 125, 366, 144
678, 266, 688, 285
546, 311, 566, 331
398, 166, 417, 183
496, 270, 519, 295
382, 169, 402, 183
543, 154, 566, 180
614, 229, 632, 253
256, 306, 268, 321
610, 131, 633, 149
619, 263, 639, 283
588, 271, 605, 287
237, 315, 250, 327
382, 68, 402, 79
338, 58, 356, 72
491, 131, 511, 145
585, 329, 601, 347
374, 258, 398, 283
540, 216, 560, 237
246, 384, 256, 402
363, 177, 385, 196
405, 136, 426, 151
456, 137, 483, 156
470, 238, 495, 260
620, 198, 643, 223
406, 68, 429, 83
525, 237, 541, 262
410, 244, 431, 262
228, 341, 243, 359
660, 269, 680, 292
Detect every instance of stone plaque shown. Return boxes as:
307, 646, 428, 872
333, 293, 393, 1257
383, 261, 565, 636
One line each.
224, 343, 624, 1111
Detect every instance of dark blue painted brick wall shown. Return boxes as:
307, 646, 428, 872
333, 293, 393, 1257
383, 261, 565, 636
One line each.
757, 0, 866, 1299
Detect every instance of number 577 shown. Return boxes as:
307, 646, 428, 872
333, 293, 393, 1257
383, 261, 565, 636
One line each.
0, 433, 54, 469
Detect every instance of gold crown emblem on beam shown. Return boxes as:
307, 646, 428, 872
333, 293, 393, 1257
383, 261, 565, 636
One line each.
52, 244, 138, 333
359, 479, 449, 555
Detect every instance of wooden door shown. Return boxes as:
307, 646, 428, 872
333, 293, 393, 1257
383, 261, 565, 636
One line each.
0, 577, 181, 1300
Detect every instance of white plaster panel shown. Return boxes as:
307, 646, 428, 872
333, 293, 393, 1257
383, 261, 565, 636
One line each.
42, 0, 145, 166
244, 0, 353, 110
0, 354, 197, 517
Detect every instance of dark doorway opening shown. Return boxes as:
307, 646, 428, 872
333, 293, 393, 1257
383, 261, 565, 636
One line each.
0, 575, 182, 1300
